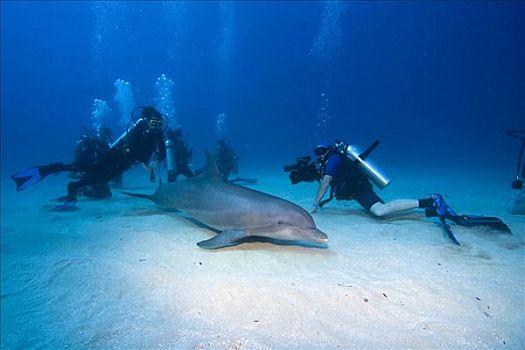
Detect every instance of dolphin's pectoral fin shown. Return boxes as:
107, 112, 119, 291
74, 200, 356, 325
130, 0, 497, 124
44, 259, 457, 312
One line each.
197, 230, 247, 249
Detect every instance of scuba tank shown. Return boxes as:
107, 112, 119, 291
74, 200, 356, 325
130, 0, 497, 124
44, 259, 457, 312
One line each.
341, 140, 392, 189
165, 139, 177, 182
109, 107, 154, 152
110, 119, 141, 151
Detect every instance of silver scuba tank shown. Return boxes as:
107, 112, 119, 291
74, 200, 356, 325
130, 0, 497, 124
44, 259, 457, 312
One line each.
165, 139, 177, 182
109, 119, 140, 150
345, 142, 391, 189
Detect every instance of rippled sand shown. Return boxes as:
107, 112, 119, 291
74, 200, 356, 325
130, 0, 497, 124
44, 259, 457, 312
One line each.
1, 167, 524, 349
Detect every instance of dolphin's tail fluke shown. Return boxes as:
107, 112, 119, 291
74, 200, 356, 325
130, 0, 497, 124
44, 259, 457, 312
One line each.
121, 191, 154, 201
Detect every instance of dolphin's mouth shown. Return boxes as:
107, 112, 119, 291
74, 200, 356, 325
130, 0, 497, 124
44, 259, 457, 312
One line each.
316, 237, 329, 243
311, 228, 328, 243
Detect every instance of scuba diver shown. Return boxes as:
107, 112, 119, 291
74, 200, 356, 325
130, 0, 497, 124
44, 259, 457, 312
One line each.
192, 140, 258, 184
214, 139, 257, 184
11, 106, 166, 211
69, 125, 124, 187
215, 139, 239, 181
69, 125, 114, 179
164, 127, 196, 182
285, 139, 510, 245
505, 129, 525, 214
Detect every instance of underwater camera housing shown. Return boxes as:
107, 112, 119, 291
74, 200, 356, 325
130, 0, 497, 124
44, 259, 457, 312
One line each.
284, 156, 320, 184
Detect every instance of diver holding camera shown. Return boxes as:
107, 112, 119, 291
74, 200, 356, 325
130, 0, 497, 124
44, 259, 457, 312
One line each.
283, 156, 320, 184
284, 139, 510, 245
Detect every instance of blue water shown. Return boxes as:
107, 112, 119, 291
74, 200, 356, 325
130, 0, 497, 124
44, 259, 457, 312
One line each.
1, 1, 524, 172
1, 1, 525, 348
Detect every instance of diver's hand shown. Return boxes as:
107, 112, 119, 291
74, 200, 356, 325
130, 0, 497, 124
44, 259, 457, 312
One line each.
149, 170, 156, 183
148, 160, 158, 169
147, 161, 158, 182
310, 203, 319, 214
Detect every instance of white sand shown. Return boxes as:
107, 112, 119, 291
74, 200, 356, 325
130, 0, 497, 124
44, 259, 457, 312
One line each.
1, 167, 524, 349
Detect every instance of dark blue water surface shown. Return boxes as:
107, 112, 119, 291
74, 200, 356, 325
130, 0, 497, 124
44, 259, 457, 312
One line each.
1, 1, 524, 174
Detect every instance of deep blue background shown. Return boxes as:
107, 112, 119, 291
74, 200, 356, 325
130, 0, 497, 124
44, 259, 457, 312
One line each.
1, 1, 524, 175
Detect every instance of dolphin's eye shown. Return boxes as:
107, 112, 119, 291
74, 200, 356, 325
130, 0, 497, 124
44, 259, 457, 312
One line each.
278, 220, 284, 225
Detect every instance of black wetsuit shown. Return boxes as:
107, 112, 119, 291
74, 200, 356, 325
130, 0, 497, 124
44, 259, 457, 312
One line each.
69, 135, 111, 179
63, 118, 165, 202
166, 130, 195, 181
215, 142, 239, 181
321, 152, 384, 211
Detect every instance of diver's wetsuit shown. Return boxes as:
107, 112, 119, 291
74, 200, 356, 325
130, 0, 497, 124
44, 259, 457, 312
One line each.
166, 129, 195, 181
69, 134, 111, 180
174, 147, 195, 179
315, 147, 511, 242
63, 118, 165, 202
215, 141, 239, 181
322, 153, 384, 211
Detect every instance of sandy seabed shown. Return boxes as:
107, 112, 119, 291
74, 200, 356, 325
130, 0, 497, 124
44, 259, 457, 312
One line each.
1, 166, 524, 349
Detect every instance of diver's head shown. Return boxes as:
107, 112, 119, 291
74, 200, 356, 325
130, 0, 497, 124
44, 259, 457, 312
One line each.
313, 142, 331, 162
141, 106, 164, 129
166, 127, 183, 141
96, 126, 113, 143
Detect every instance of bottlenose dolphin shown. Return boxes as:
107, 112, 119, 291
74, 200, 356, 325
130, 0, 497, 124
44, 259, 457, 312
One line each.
124, 152, 328, 249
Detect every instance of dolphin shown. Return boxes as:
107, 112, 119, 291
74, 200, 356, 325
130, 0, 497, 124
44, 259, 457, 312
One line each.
123, 152, 328, 249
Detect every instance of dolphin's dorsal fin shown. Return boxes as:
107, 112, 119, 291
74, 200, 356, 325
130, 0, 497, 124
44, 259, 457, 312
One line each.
204, 151, 222, 180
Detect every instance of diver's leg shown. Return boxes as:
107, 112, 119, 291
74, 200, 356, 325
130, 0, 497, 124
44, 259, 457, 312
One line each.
11, 162, 80, 192
369, 194, 445, 217
182, 166, 195, 179
369, 199, 419, 217
83, 182, 112, 199
51, 179, 86, 211
110, 174, 123, 188
355, 190, 387, 216
355, 188, 416, 217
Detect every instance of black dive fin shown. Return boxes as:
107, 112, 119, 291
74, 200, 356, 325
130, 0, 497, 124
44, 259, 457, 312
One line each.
447, 214, 511, 233
426, 209, 511, 233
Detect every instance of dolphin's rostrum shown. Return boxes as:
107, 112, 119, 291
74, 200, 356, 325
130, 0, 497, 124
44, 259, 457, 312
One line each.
124, 152, 328, 249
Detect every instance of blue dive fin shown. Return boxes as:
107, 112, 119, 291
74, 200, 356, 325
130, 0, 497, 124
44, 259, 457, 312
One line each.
51, 200, 78, 212
438, 216, 461, 246
11, 167, 44, 191
428, 194, 460, 245
11, 162, 67, 192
